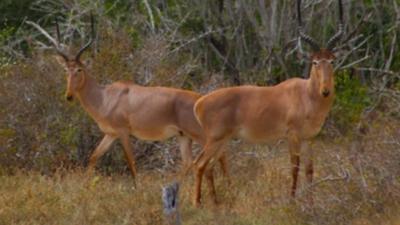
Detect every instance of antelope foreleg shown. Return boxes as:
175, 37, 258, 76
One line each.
205, 167, 218, 205
178, 136, 193, 175
193, 140, 224, 207
304, 141, 314, 204
289, 136, 301, 198
87, 134, 116, 176
120, 135, 137, 180
218, 151, 230, 184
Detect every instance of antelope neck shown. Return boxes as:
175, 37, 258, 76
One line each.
75, 74, 105, 120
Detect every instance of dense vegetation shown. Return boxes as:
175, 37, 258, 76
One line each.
0, 0, 399, 224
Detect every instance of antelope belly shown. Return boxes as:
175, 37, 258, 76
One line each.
131, 126, 179, 141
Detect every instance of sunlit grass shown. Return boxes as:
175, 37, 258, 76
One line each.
1, 123, 399, 225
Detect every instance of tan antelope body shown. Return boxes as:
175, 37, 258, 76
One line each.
29, 16, 228, 179
76, 81, 203, 142
66, 65, 206, 177
191, 0, 344, 206
195, 67, 334, 143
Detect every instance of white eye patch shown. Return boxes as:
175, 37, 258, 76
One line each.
312, 59, 334, 65
312, 60, 320, 65
73, 68, 83, 73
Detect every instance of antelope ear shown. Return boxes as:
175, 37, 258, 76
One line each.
333, 48, 345, 59
296, 50, 311, 62
54, 55, 67, 69
82, 58, 93, 69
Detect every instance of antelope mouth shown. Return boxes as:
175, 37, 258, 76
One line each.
322, 90, 330, 98
66, 95, 74, 101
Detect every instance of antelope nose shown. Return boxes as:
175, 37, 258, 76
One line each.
322, 90, 330, 97
66, 95, 73, 101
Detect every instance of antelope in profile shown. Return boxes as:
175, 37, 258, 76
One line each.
191, 0, 344, 206
28, 16, 228, 179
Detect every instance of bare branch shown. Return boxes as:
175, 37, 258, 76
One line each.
335, 35, 372, 70
340, 54, 370, 70
384, 31, 397, 71
168, 28, 227, 55
143, 0, 155, 32
356, 67, 398, 76
26, 21, 60, 48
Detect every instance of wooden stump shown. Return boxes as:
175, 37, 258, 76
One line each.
162, 182, 181, 225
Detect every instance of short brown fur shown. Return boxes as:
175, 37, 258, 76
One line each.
190, 0, 345, 206
29, 16, 229, 180
191, 51, 336, 206
59, 57, 230, 179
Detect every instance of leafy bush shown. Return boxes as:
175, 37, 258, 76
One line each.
331, 70, 372, 133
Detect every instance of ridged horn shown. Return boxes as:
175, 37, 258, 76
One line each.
297, 0, 320, 51
75, 13, 95, 61
326, 0, 344, 51
54, 17, 69, 61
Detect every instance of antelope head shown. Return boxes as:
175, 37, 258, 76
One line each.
53, 15, 95, 101
297, 0, 344, 98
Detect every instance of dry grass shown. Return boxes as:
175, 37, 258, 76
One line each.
1, 122, 399, 225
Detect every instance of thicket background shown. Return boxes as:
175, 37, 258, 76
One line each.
0, 0, 399, 172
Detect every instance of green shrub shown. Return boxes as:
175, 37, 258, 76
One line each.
331, 70, 371, 133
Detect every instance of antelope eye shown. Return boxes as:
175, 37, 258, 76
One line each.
312, 61, 318, 66
77, 68, 82, 73
329, 60, 334, 64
